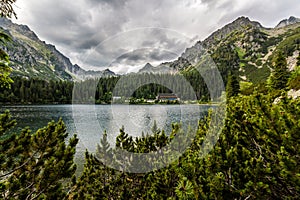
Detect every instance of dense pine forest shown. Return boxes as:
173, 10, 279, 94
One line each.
0, 71, 211, 104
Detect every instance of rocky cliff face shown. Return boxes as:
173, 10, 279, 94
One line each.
77, 68, 116, 79
276, 16, 300, 28
139, 63, 154, 73
165, 17, 264, 71
156, 16, 300, 84
138, 62, 176, 74
0, 18, 83, 80
1, 16, 299, 83
0, 18, 115, 81
203, 16, 263, 49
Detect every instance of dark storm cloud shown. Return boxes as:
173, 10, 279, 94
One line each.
114, 49, 176, 63
75, 27, 192, 72
117, 51, 145, 62
13, 0, 300, 72
149, 50, 176, 61
107, 48, 177, 74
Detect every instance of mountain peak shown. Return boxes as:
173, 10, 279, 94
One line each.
275, 16, 300, 28
231, 16, 262, 27
234, 16, 250, 23
0, 19, 89, 81
200, 16, 262, 50
138, 63, 154, 73
0, 18, 39, 41
144, 63, 153, 68
103, 68, 115, 74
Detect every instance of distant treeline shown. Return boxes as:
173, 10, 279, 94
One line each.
0, 71, 212, 104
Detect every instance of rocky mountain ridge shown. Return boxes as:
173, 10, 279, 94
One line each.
138, 62, 176, 74
0, 18, 116, 81
160, 16, 300, 84
276, 16, 300, 28
1, 16, 300, 84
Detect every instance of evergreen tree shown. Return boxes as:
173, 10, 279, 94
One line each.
1, 2, 79, 199
0, 32, 13, 89
0, 0, 17, 18
70, 91, 300, 199
270, 51, 290, 90
0, 0, 15, 89
0, 115, 78, 199
226, 72, 240, 99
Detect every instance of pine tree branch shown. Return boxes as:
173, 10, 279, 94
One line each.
29, 153, 75, 200
0, 151, 38, 178
6, 182, 34, 200
24, 184, 36, 200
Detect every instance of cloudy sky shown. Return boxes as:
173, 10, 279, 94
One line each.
12, 0, 300, 73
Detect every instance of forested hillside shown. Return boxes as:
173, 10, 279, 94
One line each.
0, 72, 209, 104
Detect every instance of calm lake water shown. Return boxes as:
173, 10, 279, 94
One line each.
0, 104, 213, 172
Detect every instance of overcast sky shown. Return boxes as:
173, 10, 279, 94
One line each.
12, 0, 300, 73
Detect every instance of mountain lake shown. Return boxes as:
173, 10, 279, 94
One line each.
0, 104, 214, 173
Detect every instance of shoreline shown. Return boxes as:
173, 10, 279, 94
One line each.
0, 102, 219, 107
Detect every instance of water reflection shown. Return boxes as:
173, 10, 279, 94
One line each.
1, 104, 212, 170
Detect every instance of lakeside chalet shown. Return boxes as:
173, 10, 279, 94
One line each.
156, 93, 179, 102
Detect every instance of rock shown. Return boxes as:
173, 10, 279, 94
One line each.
288, 89, 300, 100
275, 16, 300, 28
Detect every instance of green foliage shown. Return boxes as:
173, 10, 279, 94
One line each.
0, 77, 74, 104
226, 72, 240, 99
0, 0, 17, 18
288, 64, 300, 90
1, 11, 299, 199
70, 123, 173, 199
240, 81, 254, 95
0, 110, 16, 137
0, 72, 212, 104
0, 0, 17, 87
175, 177, 194, 200
249, 65, 271, 84
68, 89, 299, 199
1, 6, 79, 198
0, 112, 78, 199
217, 94, 300, 199
260, 36, 282, 54
0, 31, 13, 89
182, 69, 211, 101
211, 43, 240, 79
235, 47, 245, 59
269, 51, 290, 90
275, 31, 300, 57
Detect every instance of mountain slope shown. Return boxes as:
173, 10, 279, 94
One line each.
276, 16, 300, 28
1, 16, 299, 84
163, 16, 300, 85
138, 62, 176, 74
0, 18, 85, 81
0, 18, 116, 81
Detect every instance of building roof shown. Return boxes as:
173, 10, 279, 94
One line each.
157, 93, 178, 99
